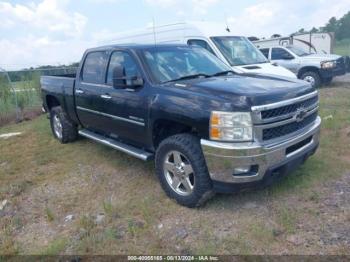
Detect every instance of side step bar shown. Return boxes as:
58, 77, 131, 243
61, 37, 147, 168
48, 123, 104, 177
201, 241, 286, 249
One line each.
78, 129, 154, 161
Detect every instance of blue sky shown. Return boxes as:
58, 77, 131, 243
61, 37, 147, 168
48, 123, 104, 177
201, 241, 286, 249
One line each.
0, 0, 349, 69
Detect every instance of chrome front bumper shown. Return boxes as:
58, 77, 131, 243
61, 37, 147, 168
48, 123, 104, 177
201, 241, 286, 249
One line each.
201, 116, 321, 184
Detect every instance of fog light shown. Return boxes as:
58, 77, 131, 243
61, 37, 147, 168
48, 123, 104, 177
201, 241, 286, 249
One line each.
233, 166, 251, 175
232, 165, 259, 177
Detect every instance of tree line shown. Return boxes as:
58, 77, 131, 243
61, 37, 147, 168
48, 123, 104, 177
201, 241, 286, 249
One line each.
6, 63, 79, 82
294, 11, 350, 40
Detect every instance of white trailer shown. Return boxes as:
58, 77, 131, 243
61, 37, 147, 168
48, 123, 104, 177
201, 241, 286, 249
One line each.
254, 32, 335, 54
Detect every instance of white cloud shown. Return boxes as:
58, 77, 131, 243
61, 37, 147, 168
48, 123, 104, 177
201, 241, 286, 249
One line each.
0, 0, 87, 37
0, 0, 90, 69
227, 0, 350, 38
144, 0, 178, 8
0, 36, 91, 70
88, 0, 124, 3
308, 0, 350, 29
1, 0, 349, 69
144, 0, 219, 15
192, 0, 219, 15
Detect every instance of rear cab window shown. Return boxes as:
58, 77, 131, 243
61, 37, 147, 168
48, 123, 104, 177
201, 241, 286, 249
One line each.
82, 51, 108, 84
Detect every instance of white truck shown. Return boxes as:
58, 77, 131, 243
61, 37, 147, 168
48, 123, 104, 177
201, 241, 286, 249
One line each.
257, 45, 347, 88
100, 21, 296, 79
253, 32, 349, 87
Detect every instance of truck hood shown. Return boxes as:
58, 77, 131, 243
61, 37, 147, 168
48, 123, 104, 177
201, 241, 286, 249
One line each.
168, 74, 314, 108
234, 62, 297, 78
302, 53, 341, 62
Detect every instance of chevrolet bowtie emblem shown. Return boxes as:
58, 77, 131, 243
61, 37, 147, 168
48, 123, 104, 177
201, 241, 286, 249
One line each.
294, 107, 308, 122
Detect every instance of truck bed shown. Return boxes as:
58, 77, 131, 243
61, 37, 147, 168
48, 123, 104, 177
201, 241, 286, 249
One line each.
41, 75, 76, 89
41, 75, 77, 122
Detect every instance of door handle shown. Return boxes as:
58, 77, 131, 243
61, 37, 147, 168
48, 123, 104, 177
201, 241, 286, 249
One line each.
100, 94, 112, 99
76, 89, 84, 94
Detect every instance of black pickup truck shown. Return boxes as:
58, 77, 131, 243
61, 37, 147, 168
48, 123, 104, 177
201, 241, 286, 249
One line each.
41, 44, 321, 207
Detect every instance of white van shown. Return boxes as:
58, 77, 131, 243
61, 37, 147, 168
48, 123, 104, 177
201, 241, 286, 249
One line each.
101, 21, 296, 79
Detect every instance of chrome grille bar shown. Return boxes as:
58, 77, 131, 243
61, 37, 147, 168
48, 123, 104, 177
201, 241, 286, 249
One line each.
251, 91, 320, 143
251, 91, 318, 124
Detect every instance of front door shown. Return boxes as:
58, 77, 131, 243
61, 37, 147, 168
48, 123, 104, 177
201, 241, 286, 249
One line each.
101, 50, 149, 147
271, 47, 299, 74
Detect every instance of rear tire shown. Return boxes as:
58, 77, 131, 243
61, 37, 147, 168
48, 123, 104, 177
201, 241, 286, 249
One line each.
155, 134, 214, 208
300, 71, 321, 88
50, 106, 78, 143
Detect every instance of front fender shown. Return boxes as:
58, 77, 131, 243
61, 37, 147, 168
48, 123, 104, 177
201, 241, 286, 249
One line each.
149, 93, 213, 140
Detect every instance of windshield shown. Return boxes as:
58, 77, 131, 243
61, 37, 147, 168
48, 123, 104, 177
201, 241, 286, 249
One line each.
141, 46, 232, 84
286, 45, 310, 56
211, 36, 268, 66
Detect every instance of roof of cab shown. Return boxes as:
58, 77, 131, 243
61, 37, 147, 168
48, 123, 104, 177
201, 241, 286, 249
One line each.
85, 43, 191, 52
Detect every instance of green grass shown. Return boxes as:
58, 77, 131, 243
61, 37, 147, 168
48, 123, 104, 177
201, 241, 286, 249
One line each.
45, 207, 55, 222
334, 38, 350, 56
0, 74, 42, 121
0, 84, 350, 255
38, 238, 68, 255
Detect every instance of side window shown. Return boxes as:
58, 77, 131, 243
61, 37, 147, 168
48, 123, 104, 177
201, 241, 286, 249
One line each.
106, 51, 140, 86
271, 48, 291, 60
260, 48, 270, 59
82, 51, 108, 84
187, 39, 216, 55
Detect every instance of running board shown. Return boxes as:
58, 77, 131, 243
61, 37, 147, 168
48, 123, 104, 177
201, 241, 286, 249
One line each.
78, 129, 153, 161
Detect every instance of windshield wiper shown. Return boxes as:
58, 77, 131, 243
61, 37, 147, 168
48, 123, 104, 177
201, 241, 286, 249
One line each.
211, 70, 235, 77
254, 61, 269, 64
163, 73, 210, 84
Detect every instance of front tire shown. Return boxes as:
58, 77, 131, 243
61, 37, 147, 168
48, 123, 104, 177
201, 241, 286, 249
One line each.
50, 106, 78, 143
300, 71, 321, 88
155, 134, 214, 208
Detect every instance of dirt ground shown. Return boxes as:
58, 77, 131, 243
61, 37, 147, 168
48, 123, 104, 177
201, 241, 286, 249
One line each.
0, 107, 43, 128
0, 77, 350, 255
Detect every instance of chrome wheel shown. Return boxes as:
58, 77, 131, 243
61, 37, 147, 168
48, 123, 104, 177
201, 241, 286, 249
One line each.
53, 114, 63, 139
303, 75, 315, 86
163, 150, 195, 196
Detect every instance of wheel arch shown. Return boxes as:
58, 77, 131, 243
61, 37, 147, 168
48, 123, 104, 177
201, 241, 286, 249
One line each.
297, 66, 320, 78
152, 119, 199, 150
45, 95, 60, 111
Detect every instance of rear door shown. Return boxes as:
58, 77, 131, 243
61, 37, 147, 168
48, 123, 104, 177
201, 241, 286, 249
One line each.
75, 50, 112, 133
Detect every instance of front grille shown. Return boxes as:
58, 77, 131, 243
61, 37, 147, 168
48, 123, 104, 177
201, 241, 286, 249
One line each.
286, 136, 312, 155
261, 96, 318, 119
263, 112, 318, 141
345, 56, 350, 72
336, 57, 346, 72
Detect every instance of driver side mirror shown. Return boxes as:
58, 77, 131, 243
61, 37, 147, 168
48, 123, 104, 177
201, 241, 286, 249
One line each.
112, 66, 144, 89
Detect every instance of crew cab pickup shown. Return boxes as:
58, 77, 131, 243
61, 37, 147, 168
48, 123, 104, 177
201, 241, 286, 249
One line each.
41, 44, 321, 207
259, 45, 347, 88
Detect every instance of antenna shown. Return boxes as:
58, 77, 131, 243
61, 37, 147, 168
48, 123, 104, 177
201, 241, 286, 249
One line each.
224, 13, 230, 32
151, 16, 159, 65
152, 17, 157, 48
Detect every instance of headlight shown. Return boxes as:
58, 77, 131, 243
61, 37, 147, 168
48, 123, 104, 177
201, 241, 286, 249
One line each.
321, 61, 336, 69
210, 111, 253, 141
